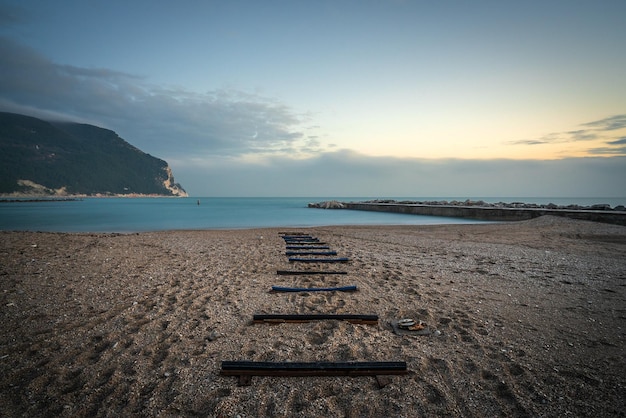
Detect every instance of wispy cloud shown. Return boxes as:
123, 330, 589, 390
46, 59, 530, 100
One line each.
586, 146, 626, 155
587, 136, 626, 155
510, 139, 551, 146
582, 114, 626, 131
508, 114, 626, 155
566, 130, 597, 141
509, 132, 565, 146
0, 37, 321, 159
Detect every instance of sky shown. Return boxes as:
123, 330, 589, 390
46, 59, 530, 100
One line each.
1, 0, 625, 197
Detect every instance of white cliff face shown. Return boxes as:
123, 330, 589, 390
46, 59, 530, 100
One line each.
162, 166, 188, 197
8, 168, 188, 198
14, 179, 67, 196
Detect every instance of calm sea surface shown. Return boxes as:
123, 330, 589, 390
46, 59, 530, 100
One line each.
0, 197, 624, 233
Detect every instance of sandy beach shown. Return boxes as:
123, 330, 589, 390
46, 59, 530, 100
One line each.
1, 216, 625, 417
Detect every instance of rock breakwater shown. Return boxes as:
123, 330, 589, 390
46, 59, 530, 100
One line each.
309, 200, 626, 225
308, 200, 345, 209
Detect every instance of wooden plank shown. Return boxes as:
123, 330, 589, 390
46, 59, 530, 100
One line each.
276, 270, 348, 275
281, 233, 315, 236
253, 314, 377, 325
285, 246, 330, 250
285, 251, 337, 256
284, 242, 328, 246
220, 361, 408, 387
283, 239, 318, 242
221, 361, 408, 375
289, 257, 349, 263
270, 285, 357, 293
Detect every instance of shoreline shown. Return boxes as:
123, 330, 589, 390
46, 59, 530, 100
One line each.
0, 197, 83, 203
0, 194, 185, 200
2, 217, 625, 416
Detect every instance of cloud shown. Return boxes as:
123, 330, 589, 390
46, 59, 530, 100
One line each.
508, 132, 563, 146
566, 130, 597, 141
509, 139, 550, 146
173, 150, 626, 197
1, 37, 624, 197
582, 114, 626, 131
587, 145, 626, 155
508, 115, 626, 152
607, 137, 626, 145
0, 37, 316, 159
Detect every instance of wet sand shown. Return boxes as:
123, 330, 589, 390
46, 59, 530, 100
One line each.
1, 216, 625, 417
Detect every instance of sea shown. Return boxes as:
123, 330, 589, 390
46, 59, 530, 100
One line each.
0, 197, 624, 233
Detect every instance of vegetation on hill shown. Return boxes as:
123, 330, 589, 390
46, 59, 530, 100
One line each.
0, 112, 186, 196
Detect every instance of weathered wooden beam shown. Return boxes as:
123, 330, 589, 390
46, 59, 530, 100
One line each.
283, 236, 318, 241
285, 251, 337, 256
289, 257, 349, 263
284, 242, 328, 246
252, 314, 378, 325
285, 245, 330, 250
222, 361, 407, 374
276, 270, 348, 275
220, 361, 408, 387
270, 285, 357, 293
280, 233, 314, 237
285, 242, 322, 246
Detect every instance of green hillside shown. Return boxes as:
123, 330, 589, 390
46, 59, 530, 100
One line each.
0, 112, 186, 196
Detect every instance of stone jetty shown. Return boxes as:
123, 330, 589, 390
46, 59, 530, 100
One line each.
308, 199, 626, 225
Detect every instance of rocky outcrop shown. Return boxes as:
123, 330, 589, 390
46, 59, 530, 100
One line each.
162, 166, 188, 197
14, 180, 68, 196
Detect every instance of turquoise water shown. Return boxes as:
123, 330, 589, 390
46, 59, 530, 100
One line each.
0, 197, 623, 233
